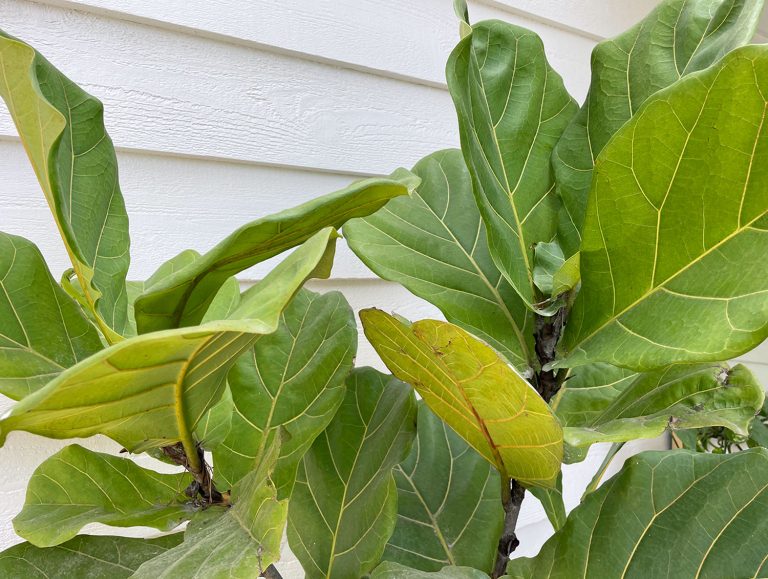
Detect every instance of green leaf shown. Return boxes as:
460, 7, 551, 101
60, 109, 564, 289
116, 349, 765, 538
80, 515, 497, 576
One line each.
132, 439, 288, 578
194, 384, 234, 450
0, 228, 338, 458
361, 309, 563, 488
551, 252, 580, 297
384, 403, 502, 573
560, 45, 768, 371
213, 288, 356, 495
533, 241, 565, 297
528, 472, 566, 532
0, 232, 102, 400
0, 30, 131, 336
564, 364, 765, 450
553, 0, 765, 257
446, 20, 578, 308
135, 170, 418, 333
372, 561, 490, 579
0, 534, 183, 579
506, 448, 768, 578
344, 149, 533, 369
13, 444, 193, 547
550, 363, 638, 427
287, 368, 417, 579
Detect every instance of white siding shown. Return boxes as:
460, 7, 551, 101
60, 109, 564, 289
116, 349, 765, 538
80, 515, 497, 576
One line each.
0, 0, 765, 573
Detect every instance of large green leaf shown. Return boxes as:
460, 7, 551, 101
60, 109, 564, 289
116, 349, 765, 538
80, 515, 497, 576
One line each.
132, 439, 287, 578
287, 368, 417, 579
559, 46, 768, 371
506, 449, 768, 578
13, 444, 193, 547
345, 149, 532, 369
135, 170, 418, 333
564, 364, 765, 450
361, 310, 562, 488
213, 288, 356, 495
0, 30, 130, 336
0, 228, 337, 460
550, 363, 638, 427
0, 534, 183, 579
372, 561, 490, 579
0, 232, 102, 400
553, 0, 764, 257
446, 20, 577, 308
384, 403, 502, 573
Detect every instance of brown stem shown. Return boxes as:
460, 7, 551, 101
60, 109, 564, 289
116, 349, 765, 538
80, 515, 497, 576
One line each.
492, 478, 526, 578
162, 443, 225, 505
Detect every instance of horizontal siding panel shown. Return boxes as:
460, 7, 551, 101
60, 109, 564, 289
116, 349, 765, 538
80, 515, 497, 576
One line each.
0, 140, 380, 280
40, 0, 597, 96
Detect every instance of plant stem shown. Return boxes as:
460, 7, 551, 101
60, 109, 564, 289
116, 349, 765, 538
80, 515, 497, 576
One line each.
162, 443, 224, 504
492, 478, 525, 578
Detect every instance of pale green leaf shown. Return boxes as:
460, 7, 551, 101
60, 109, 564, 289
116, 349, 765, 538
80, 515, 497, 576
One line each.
560, 46, 768, 370
194, 385, 233, 450
528, 472, 566, 532
361, 309, 563, 488
0, 534, 183, 579
14, 445, 193, 547
533, 241, 564, 297
134, 170, 418, 333
506, 449, 768, 578
344, 149, 533, 369
564, 364, 765, 449
0, 30, 130, 335
551, 252, 580, 297
213, 288, 356, 495
373, 561, 490, 579
446, 20, 577, 308
0, 228, 337, 454
132, 439, 287, 578
287, 368, 417, 579
384, 403, 502, 573
553, 0, 764, 256
0, 232, 102, 400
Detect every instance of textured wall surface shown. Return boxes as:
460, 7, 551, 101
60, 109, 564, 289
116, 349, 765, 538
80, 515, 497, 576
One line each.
0, 0, 767, 574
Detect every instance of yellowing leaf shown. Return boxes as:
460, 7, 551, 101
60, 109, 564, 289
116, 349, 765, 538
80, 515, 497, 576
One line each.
361, 309, 563, 488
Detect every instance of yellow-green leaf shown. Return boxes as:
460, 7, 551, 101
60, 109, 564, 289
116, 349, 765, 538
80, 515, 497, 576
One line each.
361, 309, 563, 488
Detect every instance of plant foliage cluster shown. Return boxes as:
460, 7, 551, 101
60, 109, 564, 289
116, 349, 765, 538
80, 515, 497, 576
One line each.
0, 0, 767, 577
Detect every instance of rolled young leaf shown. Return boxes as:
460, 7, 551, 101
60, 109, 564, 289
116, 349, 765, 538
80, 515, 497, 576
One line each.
0, 228, 338, 461
13, 445, 194, 547
553, 0, 765, 257
506, 449, 768, 578
345, 149, 533, 370
0, 30, 131, 336
564, 364, 765, 450
383, 403, 503, 573
135, 169, 419, 333
213, 288, 356, 495
446, 20, 578, 308
132, 438, 287, 578
361, 309, 563, 488
0, 534, 183, 579
559, 45, 768, 370
0, 232, 102, 400
287, 368, 417, 579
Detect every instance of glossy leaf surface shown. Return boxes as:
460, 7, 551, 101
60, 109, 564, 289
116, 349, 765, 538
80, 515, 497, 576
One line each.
384, 403, 502, 573
560, 46, 768, 370
345, 149, 532, 369
506, 449, 768, 578
0, 30, 130, 335
553, 0, 764, 256
361, 310, 562, 488
287, 368, 417, 579
0, 232, 102, 400
447, 20, 577, 307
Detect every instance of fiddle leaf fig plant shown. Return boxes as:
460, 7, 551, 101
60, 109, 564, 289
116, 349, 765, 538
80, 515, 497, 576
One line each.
346, 0, 768, 577
2, 0, 768, 578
